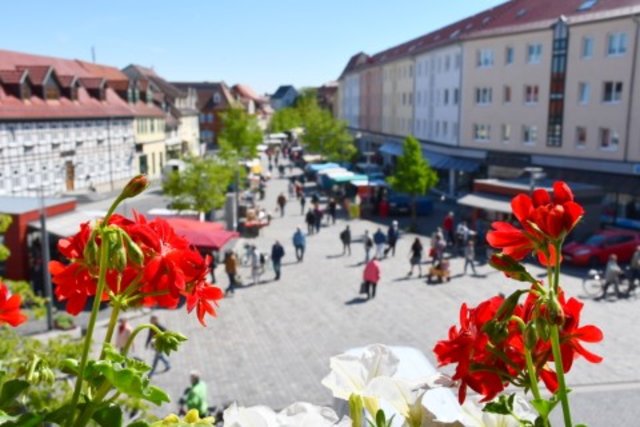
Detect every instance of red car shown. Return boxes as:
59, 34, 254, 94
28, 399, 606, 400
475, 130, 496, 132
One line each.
562, 230, 640, 267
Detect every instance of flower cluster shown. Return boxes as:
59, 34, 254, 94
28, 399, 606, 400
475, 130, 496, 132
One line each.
433, 290, 603, 403
49, 211, 223, 326
0, 279, 27, 327
486, 181, 583, 266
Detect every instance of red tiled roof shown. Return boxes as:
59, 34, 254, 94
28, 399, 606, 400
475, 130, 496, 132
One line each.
57, 75, 77, 87
232, 84, 261, 101
15, 65, 51, 85
78, 77, 105, 90
0, 69, 27, 85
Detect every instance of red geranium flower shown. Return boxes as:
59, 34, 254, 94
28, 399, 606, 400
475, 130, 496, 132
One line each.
0, 280, 27, 327
49, 261, 100, 315
557, 296, 603, 372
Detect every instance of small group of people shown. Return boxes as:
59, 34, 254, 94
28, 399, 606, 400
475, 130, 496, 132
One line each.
597, 246, 640, 300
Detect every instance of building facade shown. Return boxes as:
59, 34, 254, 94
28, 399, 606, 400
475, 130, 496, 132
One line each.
0, 50, 138, 196
270, 85, 298, 111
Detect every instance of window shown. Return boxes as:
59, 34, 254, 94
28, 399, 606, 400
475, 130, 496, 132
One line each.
502, 124, 511, 142
603, 81, 623, 103
402, 93, 406, 105
578, 82, 590, 104
417, 91, 421, 105
408, 93, 413, 105
524, 85, 539, 104
454, 88, 459, 105
444, 56, 450, 71
207, 113, 214, 123
475, 87, 492, 105
577, 0, 598, 11
527, 44, 542, 63
409, 65, 413, 78
443, 121, 448, 137
476, 49, 494, 67
503, 86, 512, 103
473, 124, 491, 141
523, 125, 538, 144
199, 114, 205, 124
213, 93, 221, 104
435, 121, 440, 136
505, 46, 514, 64
575, 126, 587, 148
599, 128, 619, 150
455, 54, 462, 69
443, 89, 449, 105
582, 37, 594, 58
607, 33, 628, 56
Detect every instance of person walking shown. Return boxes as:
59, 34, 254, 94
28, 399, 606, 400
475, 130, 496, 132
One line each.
363, 230, 373, 264
249, 246, 261, 285
146, 315, 171, 377
292, 227, 306, 262
443, 212, 455, 246
179, 371, 208, 417
629, 245, 640, 294
340, 225, 352, 255
288, 180, 295, 198
271, 240, 285, 280
300, 195, 306, 215
408, 238, 423, 277
277, 193, 287, 217
384, 221, 399, 257
224, 250, 238, 295
463, 240, 478, 276
313, 206, 323, 233
363, 257, 381, 300
456, 221, 473, 255
115, 318, 133, 354
305, 209, 315, 234
597, 254, 623, 300
373, 228, 386, 259
328, 198, 337, 224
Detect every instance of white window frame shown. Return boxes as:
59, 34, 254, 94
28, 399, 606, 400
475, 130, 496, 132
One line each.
524, 85, 539, 104
473, 124, 491, 142
522, 125, 538, 145
475, 87, 493, 105
581, 37, 594, 59
578, 82, 590, 105
527, 44, 542, 64
602, 81, 623, 103
607, 32, 628, 56
505, 46, 514, 65
599, 127, 619, 151
502, 124, 511, 143
476, 49, 494, 68
575, 126, 587, 149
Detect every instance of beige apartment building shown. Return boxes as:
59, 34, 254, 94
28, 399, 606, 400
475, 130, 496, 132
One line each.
382, 58, 414, 136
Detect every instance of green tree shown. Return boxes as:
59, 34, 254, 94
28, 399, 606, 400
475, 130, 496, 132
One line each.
162, 157, 234, 220
303, 108, 356, 163
218, 107, 263, 160
387, 135, 438, 230
269, 107, 301, 133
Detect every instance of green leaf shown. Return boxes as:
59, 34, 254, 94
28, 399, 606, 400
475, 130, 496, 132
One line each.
375, 409, 386, 427
0, 380, 29, 409
483, 394, 514, 415
153, 331, 188, 356
95, 362, 170, 406
0, 413, 44, 427
44, 404, 74, 424
127, 421, 150, 427
490, 253, 537, 283
93, 404, 123, 427
531, 396, 560, 418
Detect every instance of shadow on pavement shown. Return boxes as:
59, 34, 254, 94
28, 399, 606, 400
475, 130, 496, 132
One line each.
344, 296, 369, 305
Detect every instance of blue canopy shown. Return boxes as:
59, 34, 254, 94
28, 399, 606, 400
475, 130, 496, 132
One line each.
306, 162, 340, 172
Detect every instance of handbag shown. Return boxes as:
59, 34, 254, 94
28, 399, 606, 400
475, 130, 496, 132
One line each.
359, 282, 368, 294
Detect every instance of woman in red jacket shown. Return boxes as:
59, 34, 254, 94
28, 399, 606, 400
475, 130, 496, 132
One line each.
363, 257, 381, 300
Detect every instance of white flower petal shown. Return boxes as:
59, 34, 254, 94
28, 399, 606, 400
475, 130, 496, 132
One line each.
277, 402, 345, 426
223, 402, 279, 427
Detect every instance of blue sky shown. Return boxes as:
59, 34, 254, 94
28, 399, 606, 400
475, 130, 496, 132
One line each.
1, 1, 503, 94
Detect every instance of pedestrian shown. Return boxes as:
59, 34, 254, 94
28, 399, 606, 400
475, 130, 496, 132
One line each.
146, 315, 171, 377
373, 228, 386, 259
115, 318, 133, 354
328, 198, 337, 224
295, 181, 303, 199
363, 257, 381, 300
363, 230, 373, 263
340, 225, 352, 255
271, 240, 285, 280
443, 211, 455, 246
456, 221, 472, 254
305, 209, 315, 234
258, 182, 266, 201
597, 254, 623, 300
224, 250, 238, 295
209, 250, 218, 283
292, 227, 306, 262
463, 240, 478, 276
277, 193, 287, 217
288, 180, 295, 198
249, 246, 261, 285
630, 245, 640, 292
179, 370, 208, 417
278, 164, 285, 177
408, 238, 423, 277
314, 206, 323, 233
300, 195, 306, 215
384, 220, 399, 257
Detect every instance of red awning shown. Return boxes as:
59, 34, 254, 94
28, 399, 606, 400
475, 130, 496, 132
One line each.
163, 217, 238, 250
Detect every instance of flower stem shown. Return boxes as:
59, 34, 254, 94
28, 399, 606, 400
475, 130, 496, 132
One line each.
550, 325, 573, 427
123, 323, 161, 357
523, 348, 549, 427
73, 380, 112, 427
66, 228, 111, 427
100, 302, 121, 358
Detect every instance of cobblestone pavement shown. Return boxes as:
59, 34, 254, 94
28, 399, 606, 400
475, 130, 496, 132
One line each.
94, 159, 638, 425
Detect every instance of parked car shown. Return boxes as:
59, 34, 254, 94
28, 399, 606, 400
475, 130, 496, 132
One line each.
562, 229, 640, 266
387, 192, 433, 216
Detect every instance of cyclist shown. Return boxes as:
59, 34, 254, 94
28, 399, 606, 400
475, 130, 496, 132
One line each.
596, 254, 623, 300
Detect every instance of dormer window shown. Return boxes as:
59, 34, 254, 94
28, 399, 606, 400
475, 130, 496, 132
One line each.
43, 74, 61, 100
127, 88, 133, 103
20, 81, 32, 100
213, 92, 221, 104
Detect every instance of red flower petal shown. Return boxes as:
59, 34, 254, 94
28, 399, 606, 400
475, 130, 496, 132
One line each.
532, 189, 551, 207
553, 181, 574, 204
511, 194, 533, 223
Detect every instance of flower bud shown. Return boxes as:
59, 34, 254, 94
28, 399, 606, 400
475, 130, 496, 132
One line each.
547, 296, 565, 326
122, 232, 145, 266
524, 323, 538, 350
83, 232, 99, 266
121, 175, 149, 200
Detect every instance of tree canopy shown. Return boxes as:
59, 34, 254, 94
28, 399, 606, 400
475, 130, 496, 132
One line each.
162, 157, 234, 216
269, 107, 302, 133
302, 108, 356, 162
218, 107, 263, 160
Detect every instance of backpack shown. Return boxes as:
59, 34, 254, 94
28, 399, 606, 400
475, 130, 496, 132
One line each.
340, 230, 347, 241
259, 253, 266, 265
